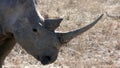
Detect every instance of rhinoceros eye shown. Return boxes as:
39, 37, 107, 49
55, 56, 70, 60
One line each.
32, 28, 38, 32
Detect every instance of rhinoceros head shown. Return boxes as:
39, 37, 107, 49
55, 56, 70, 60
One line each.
12, 14, 103, 65
5, 0, 103, 65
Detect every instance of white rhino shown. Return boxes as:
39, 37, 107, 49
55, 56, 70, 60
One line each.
0, 0, 103, 67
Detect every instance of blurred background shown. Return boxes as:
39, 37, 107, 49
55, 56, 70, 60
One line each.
3, 0, 120, 68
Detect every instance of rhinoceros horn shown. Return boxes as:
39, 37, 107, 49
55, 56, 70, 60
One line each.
44, 18, 63, 31
56, 14, 103, 44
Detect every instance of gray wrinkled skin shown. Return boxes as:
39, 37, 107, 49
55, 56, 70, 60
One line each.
0, 0, 103, 67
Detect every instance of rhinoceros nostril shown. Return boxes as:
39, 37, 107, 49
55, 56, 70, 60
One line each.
41, 56, 52, 65
32, 28, 38, 32
45, 56, 51, 61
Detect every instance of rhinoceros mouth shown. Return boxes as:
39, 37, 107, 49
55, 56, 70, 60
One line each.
35, 55, 52, 65
40, 56, 51, 65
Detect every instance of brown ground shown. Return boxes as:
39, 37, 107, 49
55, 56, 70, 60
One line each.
3, 0, 120, 68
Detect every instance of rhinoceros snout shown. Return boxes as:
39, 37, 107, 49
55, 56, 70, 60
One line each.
35, 49, 58, 65
35, 55, 56, 65
40, 55, 52, 65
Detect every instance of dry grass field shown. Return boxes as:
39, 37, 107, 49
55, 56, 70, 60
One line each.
3, 0, 120, 68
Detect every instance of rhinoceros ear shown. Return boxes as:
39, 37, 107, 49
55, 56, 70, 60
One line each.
44, 18, 63, 31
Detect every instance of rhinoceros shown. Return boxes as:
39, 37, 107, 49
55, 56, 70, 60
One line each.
0, 0, 103, 67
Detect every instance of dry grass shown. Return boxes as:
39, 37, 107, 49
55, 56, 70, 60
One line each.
3, 0, 120, 68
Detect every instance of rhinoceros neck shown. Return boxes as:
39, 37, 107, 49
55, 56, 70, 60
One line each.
0, 1, 25, 34
1, 16, 21, 35
0, 0, 44, 35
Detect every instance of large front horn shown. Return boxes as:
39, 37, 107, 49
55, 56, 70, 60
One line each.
56, 14, 103, 44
